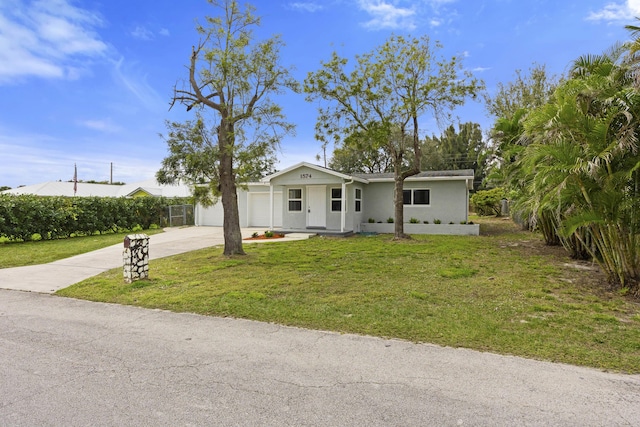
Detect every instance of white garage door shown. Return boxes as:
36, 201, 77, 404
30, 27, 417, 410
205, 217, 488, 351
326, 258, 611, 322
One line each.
197, 202, 224, 226
249, 192, 282, 227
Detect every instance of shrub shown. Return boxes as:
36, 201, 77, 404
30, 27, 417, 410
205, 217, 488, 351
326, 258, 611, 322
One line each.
423, 220, 429, 224
409, 218, 419, 224
433, 219, 442, 224
0, 194, 191, 241
471, 187, 506, 216
252, 232, 259, 238
387, 217, 394, 223
368, 218, 375, 223
264, 230, 274, 238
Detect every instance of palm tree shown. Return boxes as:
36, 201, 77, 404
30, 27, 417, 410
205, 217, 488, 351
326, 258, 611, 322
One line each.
521, 47, 640, 293
624, 17, 640, 87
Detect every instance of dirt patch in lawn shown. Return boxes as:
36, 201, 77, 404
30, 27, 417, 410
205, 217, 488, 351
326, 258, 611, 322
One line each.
477, 216, 613, 295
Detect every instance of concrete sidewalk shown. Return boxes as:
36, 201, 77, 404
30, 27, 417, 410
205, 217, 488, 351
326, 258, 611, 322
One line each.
0, 227, 312, 294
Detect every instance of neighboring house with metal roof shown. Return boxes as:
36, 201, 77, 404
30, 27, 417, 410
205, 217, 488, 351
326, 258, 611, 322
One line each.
2, 179, 191, 198
196, 162, 478, 235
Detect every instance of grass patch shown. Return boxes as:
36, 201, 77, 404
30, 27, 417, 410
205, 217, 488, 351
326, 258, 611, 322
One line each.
0, 229, 163, 268
57, 217, 640, 373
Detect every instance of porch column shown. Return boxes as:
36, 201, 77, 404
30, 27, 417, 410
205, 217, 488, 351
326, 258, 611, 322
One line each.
341, 181, 346, 232
466, 177, 471, 223
269, 184, 274, 230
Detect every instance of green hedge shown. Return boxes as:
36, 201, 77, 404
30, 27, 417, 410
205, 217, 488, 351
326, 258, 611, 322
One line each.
470, 187, 506, 217
0, 195, 190, 241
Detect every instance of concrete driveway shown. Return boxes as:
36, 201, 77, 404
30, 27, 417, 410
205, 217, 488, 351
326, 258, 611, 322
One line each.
0, 226, 311, 293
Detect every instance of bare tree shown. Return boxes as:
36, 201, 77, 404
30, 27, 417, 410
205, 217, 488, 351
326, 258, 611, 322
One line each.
167, 0, 298, 255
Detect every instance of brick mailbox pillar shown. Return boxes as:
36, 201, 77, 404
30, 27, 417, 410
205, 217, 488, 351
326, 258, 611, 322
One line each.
123, 234, 150, 283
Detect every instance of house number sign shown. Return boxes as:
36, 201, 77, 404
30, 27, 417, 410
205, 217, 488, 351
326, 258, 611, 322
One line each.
300, 173, 312, 179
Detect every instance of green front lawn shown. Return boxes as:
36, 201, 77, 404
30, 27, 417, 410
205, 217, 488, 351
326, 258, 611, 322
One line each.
0, 229, 163, 268
57, 218, 640, 373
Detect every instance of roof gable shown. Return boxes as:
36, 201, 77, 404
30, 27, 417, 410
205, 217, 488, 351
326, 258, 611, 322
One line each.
262, 162, 368, 184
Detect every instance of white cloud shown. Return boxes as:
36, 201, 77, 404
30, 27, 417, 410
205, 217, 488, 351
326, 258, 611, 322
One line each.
0, 0, 107, 84
358, 0, 416, 30
77, 118, 122, 133
356, 0, 461, 31
112, 57, 165, 111
587, 0, 640, 21
159, 28, 170, 37
289, 2, 324, 12
131, 25, 154, 40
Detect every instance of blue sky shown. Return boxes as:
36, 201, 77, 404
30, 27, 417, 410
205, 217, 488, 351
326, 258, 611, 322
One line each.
0, 0, 637, 188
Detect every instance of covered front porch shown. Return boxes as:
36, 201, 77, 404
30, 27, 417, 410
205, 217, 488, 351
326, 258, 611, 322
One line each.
260, 162, 367, 234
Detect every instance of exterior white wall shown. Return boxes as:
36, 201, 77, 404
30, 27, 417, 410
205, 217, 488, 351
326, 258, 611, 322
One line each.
246, 185, 282, 227
363, 182, 394, 223
271, 167, 347, 231
278, 186, 307, 229
195, 184, 282, 228
326, 184, 343, 231
364, 179, 469, 225
196, 200, 224, 226
195, 167, 470, 232
348, 184, 366, 232
196, 187, 252, 227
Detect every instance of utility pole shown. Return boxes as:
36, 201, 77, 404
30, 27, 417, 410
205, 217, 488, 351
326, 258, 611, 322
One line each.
110, 162, 113, 184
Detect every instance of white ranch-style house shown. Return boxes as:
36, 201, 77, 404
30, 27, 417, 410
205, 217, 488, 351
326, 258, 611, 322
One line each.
197, 162, 479, 235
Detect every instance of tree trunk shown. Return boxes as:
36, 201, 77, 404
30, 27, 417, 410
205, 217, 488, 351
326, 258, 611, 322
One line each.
393, 174, 408, 239
219, 120, 245, 256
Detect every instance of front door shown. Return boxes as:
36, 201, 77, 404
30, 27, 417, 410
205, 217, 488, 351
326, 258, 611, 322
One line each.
306, 185, 326, 228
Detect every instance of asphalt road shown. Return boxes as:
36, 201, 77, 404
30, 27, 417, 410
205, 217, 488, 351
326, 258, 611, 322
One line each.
1, 289, 639, 426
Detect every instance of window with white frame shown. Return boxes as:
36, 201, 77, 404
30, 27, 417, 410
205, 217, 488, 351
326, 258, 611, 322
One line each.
355, 188, 362, 212
331, 188, 342, 212
288, 188, 302, 211
403, 189, 430, 205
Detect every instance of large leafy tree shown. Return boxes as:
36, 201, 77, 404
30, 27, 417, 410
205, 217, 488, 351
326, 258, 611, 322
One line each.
483, 64, 559, 226
157, 115, 277, 203
484, 64, 558, 182
484, 63, 558, 121
328, 129, 394, 174
304, 35, 482, 239
160, 0, 297, 255
421, 122, 488, 190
